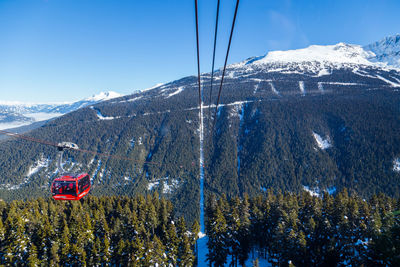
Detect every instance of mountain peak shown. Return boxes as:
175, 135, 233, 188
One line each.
364, 34, 400, 68
85, 91, 123, 102
250, 42, 375, 66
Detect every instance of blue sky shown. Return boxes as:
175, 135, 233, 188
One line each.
1, 0, 399, 102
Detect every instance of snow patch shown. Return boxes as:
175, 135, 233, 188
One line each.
253, 82, 260, 94
127, 96, 143, 102
312, 132, 332, 150
198, 232, 206, 239
147, 180, 159, 190
353, 69, 377, 78
229, 103, 243, 118
27, 157, 50, 177
88, 157, 95, 166
317, 68, 331, 76
299, 81, 305, 96
91, 107, 120, 120
129, 138, 135, 148
391, 76, 400, 84
318, 82, 324, 92
269, 82, 280, 95
185, 100, 253, 111
320, 82, 363, 86
393, 158, 400, 172
92, 160, 102, 181
166, 86, 184, 98
303, 185, 320, 197
147, 177, 180, 193
162, 179, 180, 194
141, 83, 165, 93
375, 75, 400, 87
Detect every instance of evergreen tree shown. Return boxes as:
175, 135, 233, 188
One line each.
0, 218, 5, 260
114, 239, 127, 265
60, 219, 71, 263
91, 236, 102, 265
49, 241, 60, 266
180, 234, 195, 266
238, 194, 251, 266
166, 223, 179, 266
101, 233, 111, 263
207, 206, 228, 266
27, 243, 40, 267
5, 207, 29, 264
131, 238, 146, 266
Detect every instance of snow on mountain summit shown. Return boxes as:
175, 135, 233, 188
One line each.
252, 43, 376, 65
85, 91, 123, 101
226, 39, 400, 78
364, 34, 400, 68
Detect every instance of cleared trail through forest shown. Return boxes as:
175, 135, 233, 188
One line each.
197, 94, 208, 265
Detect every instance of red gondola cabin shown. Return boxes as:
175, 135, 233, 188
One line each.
51, 174, 91, 200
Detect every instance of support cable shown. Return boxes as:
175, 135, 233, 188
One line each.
194, 0, 202, 110
212, 0, 240, 132
208, 0, 221, 127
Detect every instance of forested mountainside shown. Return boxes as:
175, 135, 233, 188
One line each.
0, 194, 197, 266
1, 43, 400, 224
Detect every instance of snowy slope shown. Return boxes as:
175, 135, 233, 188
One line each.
364, 34, 400, 68
254, 43, 375, 65
227, 37, 400, 79
84, 91, 122, 101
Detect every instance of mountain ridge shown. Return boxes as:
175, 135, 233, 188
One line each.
0, 91, 123, 131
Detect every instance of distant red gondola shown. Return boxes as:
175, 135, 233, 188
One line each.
51, 173, 91, 201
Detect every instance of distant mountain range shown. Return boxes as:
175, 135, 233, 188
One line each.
1, 34, 400, 223
0, 91, 122, 131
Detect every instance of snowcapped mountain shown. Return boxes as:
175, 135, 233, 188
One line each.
364, 34, 400, 68
228, 35, 400, 79
0, 91, 123, 130
252, 42, 375, 65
